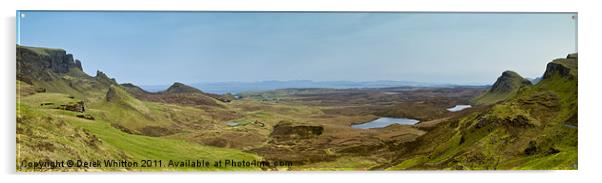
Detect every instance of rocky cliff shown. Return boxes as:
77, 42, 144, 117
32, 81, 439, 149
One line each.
16, 45, 124, 100
17, 45, 83, 83
543, 53, 578, 80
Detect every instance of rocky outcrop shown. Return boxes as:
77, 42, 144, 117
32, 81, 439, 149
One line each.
17, 45, 83, 82
95, 70, 118, 85
17, 45, 122, 99
17, 45, 81, 73
106, 85, 118, 102
543, 53, 578, 80
75, 59, 83, 70
105, 85, 133, 103
18, 45, 224, 109
58, 101, 85, 113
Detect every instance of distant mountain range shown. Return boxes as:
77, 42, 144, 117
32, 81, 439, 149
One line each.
140, 80, 458, 94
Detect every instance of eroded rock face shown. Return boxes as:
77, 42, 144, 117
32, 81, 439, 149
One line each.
544, 62, 572, 79
105, 86, 119, 102
75, 59, 83, 70
17, 45, 83, 82
543, 53, 578, 80
95, 70, 118, 85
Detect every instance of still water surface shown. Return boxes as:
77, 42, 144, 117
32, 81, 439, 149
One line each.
352, 117, 419, 129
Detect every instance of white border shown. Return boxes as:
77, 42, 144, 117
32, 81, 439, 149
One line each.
2, 0, 601, 183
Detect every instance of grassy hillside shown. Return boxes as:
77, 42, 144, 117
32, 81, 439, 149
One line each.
17, 98, 261, 171
16, 46, 262, 171
16, 45, 578, 171
388, 54, 577, 170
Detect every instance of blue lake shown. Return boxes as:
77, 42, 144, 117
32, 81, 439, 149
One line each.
446, 105, 472, 112
226, 121, 241, 126
351, 117, 420, 129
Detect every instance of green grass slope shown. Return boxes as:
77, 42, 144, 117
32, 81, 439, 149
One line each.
17, 101, 261, 171
389, 54, 577, 170
17, 45, 262, 171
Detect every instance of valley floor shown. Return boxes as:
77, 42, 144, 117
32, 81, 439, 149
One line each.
17, 83, 484, 171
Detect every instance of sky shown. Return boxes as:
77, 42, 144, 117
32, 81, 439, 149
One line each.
17, 11, 577, 85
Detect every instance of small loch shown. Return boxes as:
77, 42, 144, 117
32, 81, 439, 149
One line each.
225, 121, 241, 127
352, 117, 419, 129
446, 105, 472, 112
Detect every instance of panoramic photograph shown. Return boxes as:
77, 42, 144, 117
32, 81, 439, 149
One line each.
15, 11, 577, 171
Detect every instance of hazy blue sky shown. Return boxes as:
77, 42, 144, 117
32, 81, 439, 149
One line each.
17, 11, 576, 85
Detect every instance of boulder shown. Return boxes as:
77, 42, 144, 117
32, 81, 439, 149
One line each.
59, 101, 85, 113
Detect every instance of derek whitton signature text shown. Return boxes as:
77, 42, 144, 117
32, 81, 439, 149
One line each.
19, 159, 293, 170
